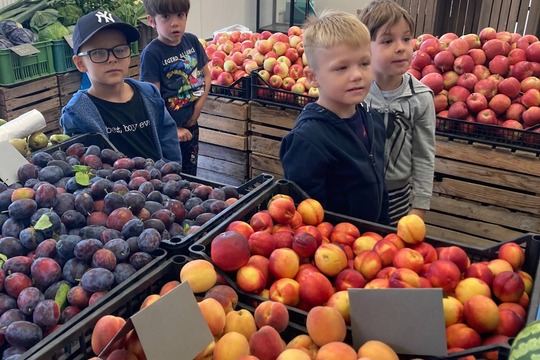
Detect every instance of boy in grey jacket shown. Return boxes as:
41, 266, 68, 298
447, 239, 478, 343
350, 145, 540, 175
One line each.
359, 0, 436, 225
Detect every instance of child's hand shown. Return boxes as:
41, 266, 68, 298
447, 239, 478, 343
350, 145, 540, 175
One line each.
177, 127, 193, 142
185, 109, 201, 128
409, 208, 426, 219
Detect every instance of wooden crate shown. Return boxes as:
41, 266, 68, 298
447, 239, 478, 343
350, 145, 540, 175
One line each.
57, 71, 82, 107
0, 75, 60, 121
129, 55, 140, 80
197, 142, 249, 186
426, 136, 540, 248
248, 101, 298, 177
41, 106, 62, 136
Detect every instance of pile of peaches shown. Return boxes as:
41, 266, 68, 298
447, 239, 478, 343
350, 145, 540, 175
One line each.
204, 194, 533, 357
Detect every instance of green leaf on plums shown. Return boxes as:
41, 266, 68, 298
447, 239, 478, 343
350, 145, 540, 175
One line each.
75, 172, 90, 186
34, 214, 52, 230
72, 165, 91, 173
0, 254, 6, 267
55, 283, 71, 311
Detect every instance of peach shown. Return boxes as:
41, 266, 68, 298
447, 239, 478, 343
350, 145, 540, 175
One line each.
106, 349, 138, 360
249, 211, 274, 233
497, 242, 525, 271
298, 271, 335, 308
140, 294, 160, 310
410, 242, 438, 263
438, 246, 470, 274
213, 331, 250, 360
353, 250, 382, 280
236, 264, 267, 294
372, 239, 399, 267
388, 267, 421, 288
247, 255, 270, 283
498, 302, 526, 320
249, 325, 285, 360
363, 231, 383, 241
254, 300, 289, 333
396, 213, 426, 244
223, 309, 258, 341
494, 308, 525, 337
289, 211, 303, 228
125, 330, 146, 360
268, 197, 296, 225
226, 220, 254, 240
316, 222, 334, 239
519, 291, 530, 308
376, 266, 397, 279
295, 263, 320, 282
180, 259, 217, 294
292, 232, 318, 258
487, 258, 513, 276
330, 222, 360, 246
91, 315, 126, 356
313, 243, 348, 277
296, 198, 324, 225
464, 262, 494, 287
204, 285, 239, 314
382, 233, 405, 250
326, 290, 350, 324
211, 230, 251, 272
295, 225, 323, 247
248, 231, 276, 257
492, 271, 525, 303
194, 340, 215, 360
443, 295, 464, 326
273, 230, 294, 248
454, 277, 491, 304
269, 248, 300, 279
463, 295, 500, 333
365, 278, 390, 289
159, 280, 180, 296
306, 306, 346, 346
352, 236, 377, 255
317, 341, 357, 360
334, 268, 366, 291
517, 270, 533, 295
392, 247, 424, 273
446, 323, 482, 349
285, 334, 318, 359
481, 334, 510, 360
424, 259, 462, 293
357, 340, 399, 360
277, 348, 311, 360
198, 298, 226, 336
269, 278, 300, 306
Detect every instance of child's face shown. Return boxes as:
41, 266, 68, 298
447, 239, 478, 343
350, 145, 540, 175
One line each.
148, 12, 187, 46
73, 29, 130, 87
306, 43, 372, 118
370, 18, 414, 79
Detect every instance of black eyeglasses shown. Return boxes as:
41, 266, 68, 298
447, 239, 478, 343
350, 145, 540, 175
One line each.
77, 44, 131, 63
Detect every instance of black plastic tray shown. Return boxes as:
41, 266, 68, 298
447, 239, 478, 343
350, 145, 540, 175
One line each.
159, 173, 275, 255
436, 116, 540, 155
250, 68, 317, 110
36, 132, 119, 155
209, 74, 251, 101
18, 248, 168, 360
188, 179, 540, 360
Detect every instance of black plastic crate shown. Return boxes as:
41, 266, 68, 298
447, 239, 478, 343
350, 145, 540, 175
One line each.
250, 68, 317, 110
188, 178, 540, 360
24, 254, 310, 359
436, 116, 540, 155
209, 74, 251, 101
159, 173, 274, 255
17, 248, 167, 360
37, 132, 119, 155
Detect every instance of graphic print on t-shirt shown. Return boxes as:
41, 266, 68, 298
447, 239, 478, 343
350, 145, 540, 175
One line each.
381, 110, 410, 173
163, 48, 205, 112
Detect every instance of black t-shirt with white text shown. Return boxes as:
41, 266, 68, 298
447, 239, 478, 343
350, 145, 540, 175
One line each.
87, 85, 161, 160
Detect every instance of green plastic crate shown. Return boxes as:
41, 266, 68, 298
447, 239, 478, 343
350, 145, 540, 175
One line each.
0, 41, 55, 86
51, 39, 76, 73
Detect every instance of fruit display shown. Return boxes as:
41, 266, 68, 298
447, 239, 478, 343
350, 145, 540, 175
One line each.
200, 26, 318, 107
411, 28, 540, 147
508, 319, 540, 359
0, 137, 273, 357
187, 179, 539, 359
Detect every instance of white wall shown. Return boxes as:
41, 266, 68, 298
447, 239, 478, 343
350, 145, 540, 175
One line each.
186, 0, 372, 39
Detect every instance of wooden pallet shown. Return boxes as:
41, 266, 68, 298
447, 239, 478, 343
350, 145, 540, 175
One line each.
426, 136, 540, 248
129, 55, 140, 80
197, 142, 249, 186
57, 71, 82, 107
0, 75, 60, 121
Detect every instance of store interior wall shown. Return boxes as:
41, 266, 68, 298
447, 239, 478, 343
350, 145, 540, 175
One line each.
186, 0, 371, 39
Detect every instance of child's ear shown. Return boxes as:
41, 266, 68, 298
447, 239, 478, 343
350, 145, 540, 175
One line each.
72, 55, 88, 73
147, 15, 156, 28
304, 66, 318, 88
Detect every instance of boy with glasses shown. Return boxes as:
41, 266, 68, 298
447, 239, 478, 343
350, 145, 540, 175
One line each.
60, 10, 182, 163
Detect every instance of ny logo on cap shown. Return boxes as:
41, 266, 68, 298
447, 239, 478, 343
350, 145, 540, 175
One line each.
95, 10, 115, 23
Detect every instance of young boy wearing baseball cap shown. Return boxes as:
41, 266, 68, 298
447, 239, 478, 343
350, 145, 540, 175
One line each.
60, 10, 182, 163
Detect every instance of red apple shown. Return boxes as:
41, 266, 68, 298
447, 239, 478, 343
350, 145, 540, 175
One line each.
511, 61, 534, 81
526, 41, 540, 62
453, 54, 474, 74
419, 37, 441, 58
488, 55, 510, 75
434, 93, 449, 113
468, 48, 487, 65
520, 76, 540, 92
476, 108, 498, 125
420, 72, 444, 94
448, 86, 471, 104
411, 50, 431, 71
489, 94, 512, 115
521, 89, 540, 108
474, 78, 498, 99
505, 103, 526, 122
421, 64, 442, 77
522, 106, 540, 127
508, 48, 527, 65
448, 38, 470, 57
457, 73, 478, 92
442, 70, 459, 90
433, 50, 455, 72
498, 77, 521, 99
466, 92, 489, 114
472, 64, 491, 80
483, 39, 511, 60
479, 27, 497, 44
448, 101, 469, 120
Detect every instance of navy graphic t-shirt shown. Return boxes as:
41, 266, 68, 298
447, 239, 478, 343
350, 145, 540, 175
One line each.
140, 33, 208, 127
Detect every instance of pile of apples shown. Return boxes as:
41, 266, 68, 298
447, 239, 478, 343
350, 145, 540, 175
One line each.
411, 27, 540, 142
88, 258, 401, 360
205, 194, 533, 357
200, 26, 319, 101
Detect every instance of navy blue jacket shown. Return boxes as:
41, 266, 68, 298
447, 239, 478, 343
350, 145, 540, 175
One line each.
280, 102, 390, 224
60, 78, 182, 163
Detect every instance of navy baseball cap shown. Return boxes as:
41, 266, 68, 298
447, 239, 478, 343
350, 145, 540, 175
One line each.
72, 10, 140, 55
